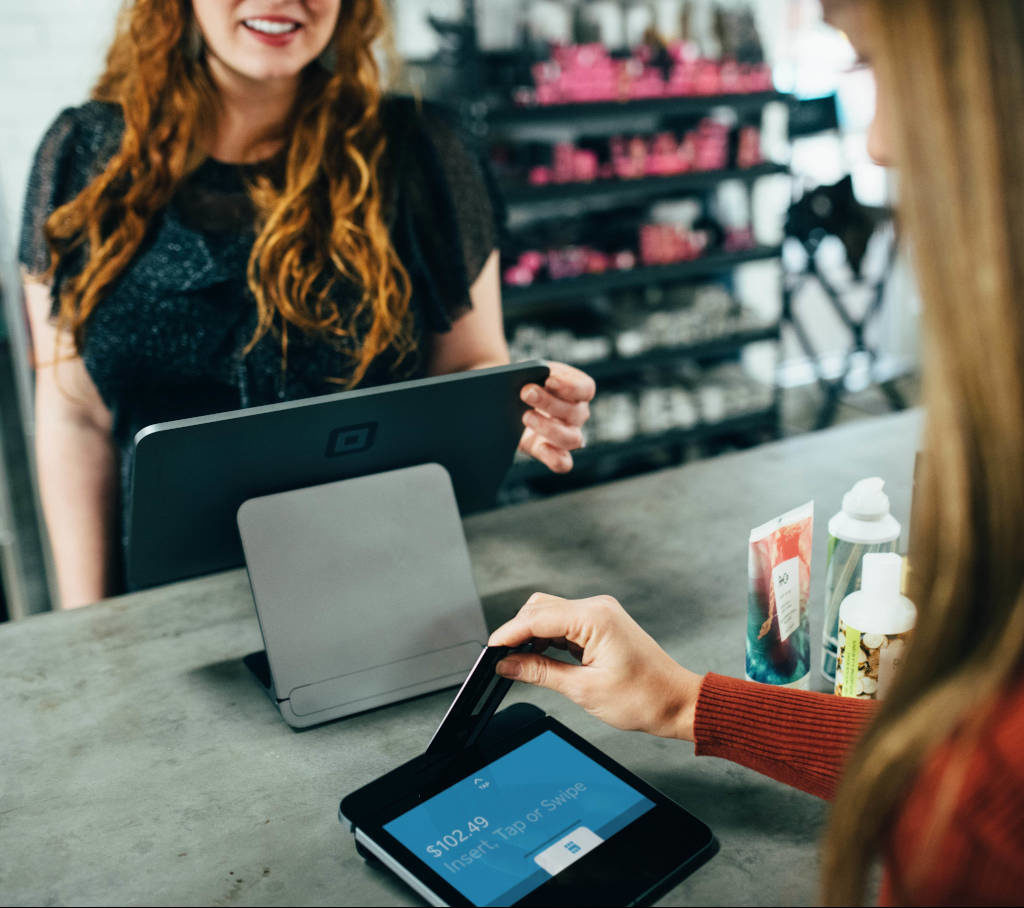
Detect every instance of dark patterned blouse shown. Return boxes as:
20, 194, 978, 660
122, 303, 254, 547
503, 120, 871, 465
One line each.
19, 95, 498, 589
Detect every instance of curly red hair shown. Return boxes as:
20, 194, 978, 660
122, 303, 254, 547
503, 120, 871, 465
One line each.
44, 0, 413, 387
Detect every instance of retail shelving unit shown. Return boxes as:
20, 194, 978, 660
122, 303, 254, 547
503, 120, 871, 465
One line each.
416, 8, 791, 497
502, 245, 783, 311
500, 161, 788, 207
579, 322, 781, 381
484, 87, 790, 497
486, 91, 791, 126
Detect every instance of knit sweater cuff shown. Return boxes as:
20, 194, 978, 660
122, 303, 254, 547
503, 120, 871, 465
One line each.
694, 672, 876, 800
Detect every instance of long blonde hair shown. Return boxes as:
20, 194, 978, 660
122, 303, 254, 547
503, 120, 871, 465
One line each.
822, 1, 1024, 902
44, 0, 413, 387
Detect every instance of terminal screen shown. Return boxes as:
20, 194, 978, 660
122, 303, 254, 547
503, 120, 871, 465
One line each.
384, 731, 655, 906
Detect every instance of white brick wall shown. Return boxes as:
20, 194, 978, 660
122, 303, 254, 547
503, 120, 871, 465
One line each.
0, 1, 122, 244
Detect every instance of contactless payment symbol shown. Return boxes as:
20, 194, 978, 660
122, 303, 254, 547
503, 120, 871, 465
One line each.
473, 778, 491, 791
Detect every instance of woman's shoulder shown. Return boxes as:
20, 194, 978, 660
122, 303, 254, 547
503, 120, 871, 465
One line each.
33, 100, 124, 168
19, 100, 124, 275
378, 93, 475, 166
24, 100, 123, 209
380, 93, 459, 131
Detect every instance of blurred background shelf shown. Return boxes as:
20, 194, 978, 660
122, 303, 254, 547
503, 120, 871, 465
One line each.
487, 91, 791, 129
574, 322, 780, 381
501, 161, 789, 208
502, 245, 783, 310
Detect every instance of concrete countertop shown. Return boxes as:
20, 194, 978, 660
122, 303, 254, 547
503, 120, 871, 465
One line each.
0, 411, 921, 906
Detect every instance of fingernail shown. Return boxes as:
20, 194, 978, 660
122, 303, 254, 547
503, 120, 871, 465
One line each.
496, 658, 521, 679
523, 411, 536, 426
523, 387, 539, 404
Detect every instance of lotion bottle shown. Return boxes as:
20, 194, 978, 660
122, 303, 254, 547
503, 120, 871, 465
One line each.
835, 553, 916, 700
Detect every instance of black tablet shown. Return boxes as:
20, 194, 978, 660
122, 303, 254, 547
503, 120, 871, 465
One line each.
127, 361, 548, 589
340, 703, 716, 907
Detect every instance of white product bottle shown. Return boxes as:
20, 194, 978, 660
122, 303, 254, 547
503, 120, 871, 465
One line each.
835, 553, 916, 700
821, 478, 902, 683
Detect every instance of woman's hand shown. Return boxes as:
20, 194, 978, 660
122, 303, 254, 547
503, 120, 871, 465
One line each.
519, 362, 596, 473
488, 593, 704, 741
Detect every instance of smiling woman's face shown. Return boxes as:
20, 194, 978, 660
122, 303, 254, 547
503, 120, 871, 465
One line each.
822, 0, 893, 167
192, 0, 340, 85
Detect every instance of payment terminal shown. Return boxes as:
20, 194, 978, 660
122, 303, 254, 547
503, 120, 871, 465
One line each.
339, 647, 716, 907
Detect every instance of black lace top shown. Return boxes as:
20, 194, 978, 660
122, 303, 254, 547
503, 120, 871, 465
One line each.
19, 96, 498, 588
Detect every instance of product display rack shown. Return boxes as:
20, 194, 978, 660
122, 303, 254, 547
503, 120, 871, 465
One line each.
578, 321, 780, 381
502, 245, 783, 311
489, 85, 789, 496
423, 10, 792, 499
501, 161, 789, 207
487, 90, 790, 127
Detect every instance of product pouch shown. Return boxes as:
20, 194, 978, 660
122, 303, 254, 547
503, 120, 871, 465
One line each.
746, 501, 814, 687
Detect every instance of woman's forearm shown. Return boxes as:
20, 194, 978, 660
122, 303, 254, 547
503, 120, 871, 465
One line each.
34, 403, 117, 609
694, 673, 877, 800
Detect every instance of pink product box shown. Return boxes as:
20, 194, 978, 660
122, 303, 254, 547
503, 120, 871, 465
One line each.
503, 264, 534, 287
719, 61, 744, 94
551, 43, 608, 68
736, 127, 763, 168
503, 250, 547, 287
639, 224, 709, 266
693, 60, 723, 95
522, 113, 748, 189
549, 144, 599, 183
502, 244, 642, 288
547, 247, 592, 281
585, 250, 612, 274
519, 251, 544, 273
523, 44, 774, 107
528, 165, 551, 186
628, 69, 666, 99
723, 227, 756, 252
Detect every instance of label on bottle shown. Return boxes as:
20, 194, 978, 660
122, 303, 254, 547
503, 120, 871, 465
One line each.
772, 557, 801, 642
839, 623, 861, 697
836, 620, 913, 699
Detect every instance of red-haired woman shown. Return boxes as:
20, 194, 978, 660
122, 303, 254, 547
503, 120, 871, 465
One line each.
20, 1, 594, 609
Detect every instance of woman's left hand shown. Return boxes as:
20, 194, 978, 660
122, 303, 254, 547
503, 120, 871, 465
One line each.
519, 361, 596, 473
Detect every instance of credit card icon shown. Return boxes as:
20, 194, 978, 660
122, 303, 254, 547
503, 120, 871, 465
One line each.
533, 826, 603, 875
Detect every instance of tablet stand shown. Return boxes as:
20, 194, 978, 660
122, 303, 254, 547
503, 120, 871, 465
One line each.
237, 463, 489, 728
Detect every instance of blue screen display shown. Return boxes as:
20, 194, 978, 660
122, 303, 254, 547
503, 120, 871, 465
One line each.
384, 731, 655, 906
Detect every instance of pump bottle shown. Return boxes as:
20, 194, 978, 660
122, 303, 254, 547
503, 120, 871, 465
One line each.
821, 478, 901, 683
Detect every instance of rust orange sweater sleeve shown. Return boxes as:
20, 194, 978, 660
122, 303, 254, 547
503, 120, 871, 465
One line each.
693, 672, 876, 800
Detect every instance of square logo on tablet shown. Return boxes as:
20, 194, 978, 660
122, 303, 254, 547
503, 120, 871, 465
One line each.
325, 423, 377, 457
